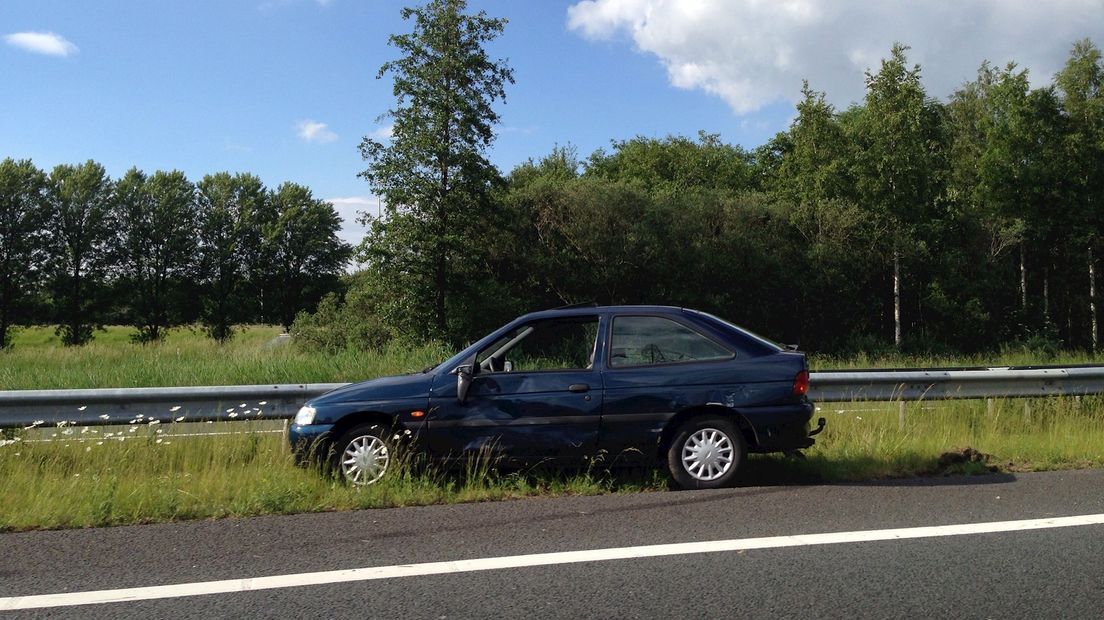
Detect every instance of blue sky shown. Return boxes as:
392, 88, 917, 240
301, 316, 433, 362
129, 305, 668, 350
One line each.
3, 1, 1102, 244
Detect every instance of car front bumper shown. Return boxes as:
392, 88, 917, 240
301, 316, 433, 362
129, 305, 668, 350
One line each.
287, 423, 336, 464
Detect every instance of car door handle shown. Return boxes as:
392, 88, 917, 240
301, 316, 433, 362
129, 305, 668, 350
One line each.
568, 383, 590, 393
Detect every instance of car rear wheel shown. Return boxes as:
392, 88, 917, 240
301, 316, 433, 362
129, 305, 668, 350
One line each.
332, 423, 393, 486
667, 415, 746, 490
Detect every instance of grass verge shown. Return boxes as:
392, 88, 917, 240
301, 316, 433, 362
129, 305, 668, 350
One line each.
3, 396, 1103, 532
1, 325, 451, 389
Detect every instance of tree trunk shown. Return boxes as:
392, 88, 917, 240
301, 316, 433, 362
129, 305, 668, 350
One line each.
1091, 246, 1098, 353
1019, 244, 1027, 311
893, 250, 901, 347
1043, 265, 1050, 324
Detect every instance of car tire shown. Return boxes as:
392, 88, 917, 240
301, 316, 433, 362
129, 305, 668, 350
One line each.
667, 415, 746, 490
331, 423, 394, 486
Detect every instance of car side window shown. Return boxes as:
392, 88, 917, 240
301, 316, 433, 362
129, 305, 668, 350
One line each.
609, 316, 733, 368
477, 316, 599, 373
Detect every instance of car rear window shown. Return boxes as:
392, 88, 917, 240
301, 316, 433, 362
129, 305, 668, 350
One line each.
609, 316, 733, 368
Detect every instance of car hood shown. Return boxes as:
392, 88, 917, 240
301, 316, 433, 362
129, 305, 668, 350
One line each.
310, 372, 433, 405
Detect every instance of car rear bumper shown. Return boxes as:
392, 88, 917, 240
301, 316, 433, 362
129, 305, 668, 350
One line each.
741, 402, 817, 452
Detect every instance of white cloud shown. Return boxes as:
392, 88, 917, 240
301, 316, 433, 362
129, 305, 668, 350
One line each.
4, 31, 78, 57
325, 195, 383, 246
370, 124, 394, 140
567, 0, 1104, 113
296, 119, 338, 143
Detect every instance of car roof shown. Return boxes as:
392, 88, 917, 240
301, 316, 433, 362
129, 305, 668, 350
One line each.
517, 304, 689, 321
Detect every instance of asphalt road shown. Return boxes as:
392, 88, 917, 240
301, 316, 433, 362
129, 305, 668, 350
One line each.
3, 469, 1104, 618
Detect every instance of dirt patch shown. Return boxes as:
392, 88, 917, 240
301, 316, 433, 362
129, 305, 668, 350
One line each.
927, 447, 1001, 475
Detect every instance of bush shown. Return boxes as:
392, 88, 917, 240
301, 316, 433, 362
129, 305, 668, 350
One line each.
290, 293, 393, 352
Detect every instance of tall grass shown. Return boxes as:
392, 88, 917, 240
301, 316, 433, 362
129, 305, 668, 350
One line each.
2, 396, 1103, 531
3, 327, 1104, 531
0, 421, 647, 531
1, 326, 452, 389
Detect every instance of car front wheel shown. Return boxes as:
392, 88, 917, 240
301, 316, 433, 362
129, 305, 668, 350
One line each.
332, 423, 393, 486
667, 416, 746, 490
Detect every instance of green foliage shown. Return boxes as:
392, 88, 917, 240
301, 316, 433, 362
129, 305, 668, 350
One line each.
265, 183, 353, 330
359, 0, 515, 343
0, 158, 46, 349
115, 168, 199, 343
195, 173, 263, 342
44, 161, 116, 346
290, 291, 394, 352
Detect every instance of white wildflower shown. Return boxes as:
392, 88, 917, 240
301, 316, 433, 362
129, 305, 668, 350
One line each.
128, 428, 137, 433
239, 403, 247, 408
78, 406, 87, 411
148, 419, 160, 425
175, 416, 185, 422
169, 406, 181, 412
85, 446, 92, 452
62, 429, 73, 435
228, 412, 238, 418
156, 438, 163, 444
96, 441, 104, 446
225, 408, 234, 413
99, 414, 110, 420
258, 401, 267, 405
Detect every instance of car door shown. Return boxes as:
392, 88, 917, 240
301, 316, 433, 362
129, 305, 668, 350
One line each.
598, 313, 737, 462
427, 314, 605, 463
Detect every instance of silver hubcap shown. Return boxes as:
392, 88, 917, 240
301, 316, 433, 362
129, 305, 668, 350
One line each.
681, 428, 734, 481
341, 435, 390, 485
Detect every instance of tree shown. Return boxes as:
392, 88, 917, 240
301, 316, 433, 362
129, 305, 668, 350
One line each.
195, 173, 264, 342
265, 183, 352, 330
851, 44, 945, 347
359, 0, 514, 342
114, 168, 198, 343
44, 161, 116, 346
977, 65, 1065, 328
584, 131, 753, 198
1055, 40, 1104, 349
0, 158, 47, 349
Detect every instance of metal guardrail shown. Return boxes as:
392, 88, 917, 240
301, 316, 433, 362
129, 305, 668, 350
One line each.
3, 366, 1104, 429
0, 384, 347, 429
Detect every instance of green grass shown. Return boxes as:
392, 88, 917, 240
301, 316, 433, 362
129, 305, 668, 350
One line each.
2, 325, 1104, 531
2, 396, 1103, 531
1, 325, 451, 389
0, 423, 659, 531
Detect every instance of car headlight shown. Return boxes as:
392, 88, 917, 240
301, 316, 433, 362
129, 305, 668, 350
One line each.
294, 405, 317, 425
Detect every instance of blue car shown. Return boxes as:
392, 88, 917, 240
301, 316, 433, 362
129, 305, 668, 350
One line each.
289, 305, 823, 489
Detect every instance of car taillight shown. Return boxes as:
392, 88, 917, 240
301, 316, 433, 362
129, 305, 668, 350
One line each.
792, 370, 809, 396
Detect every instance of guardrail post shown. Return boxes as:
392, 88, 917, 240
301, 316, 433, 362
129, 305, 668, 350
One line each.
1023, 400, 1032, 422
986, 398, 995, 417
898, 400, 906, 430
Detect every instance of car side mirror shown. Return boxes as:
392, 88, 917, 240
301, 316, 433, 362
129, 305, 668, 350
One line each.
456, 363, 475, 404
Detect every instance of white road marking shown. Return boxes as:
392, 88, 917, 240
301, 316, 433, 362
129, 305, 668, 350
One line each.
3, 513, 1103, 610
